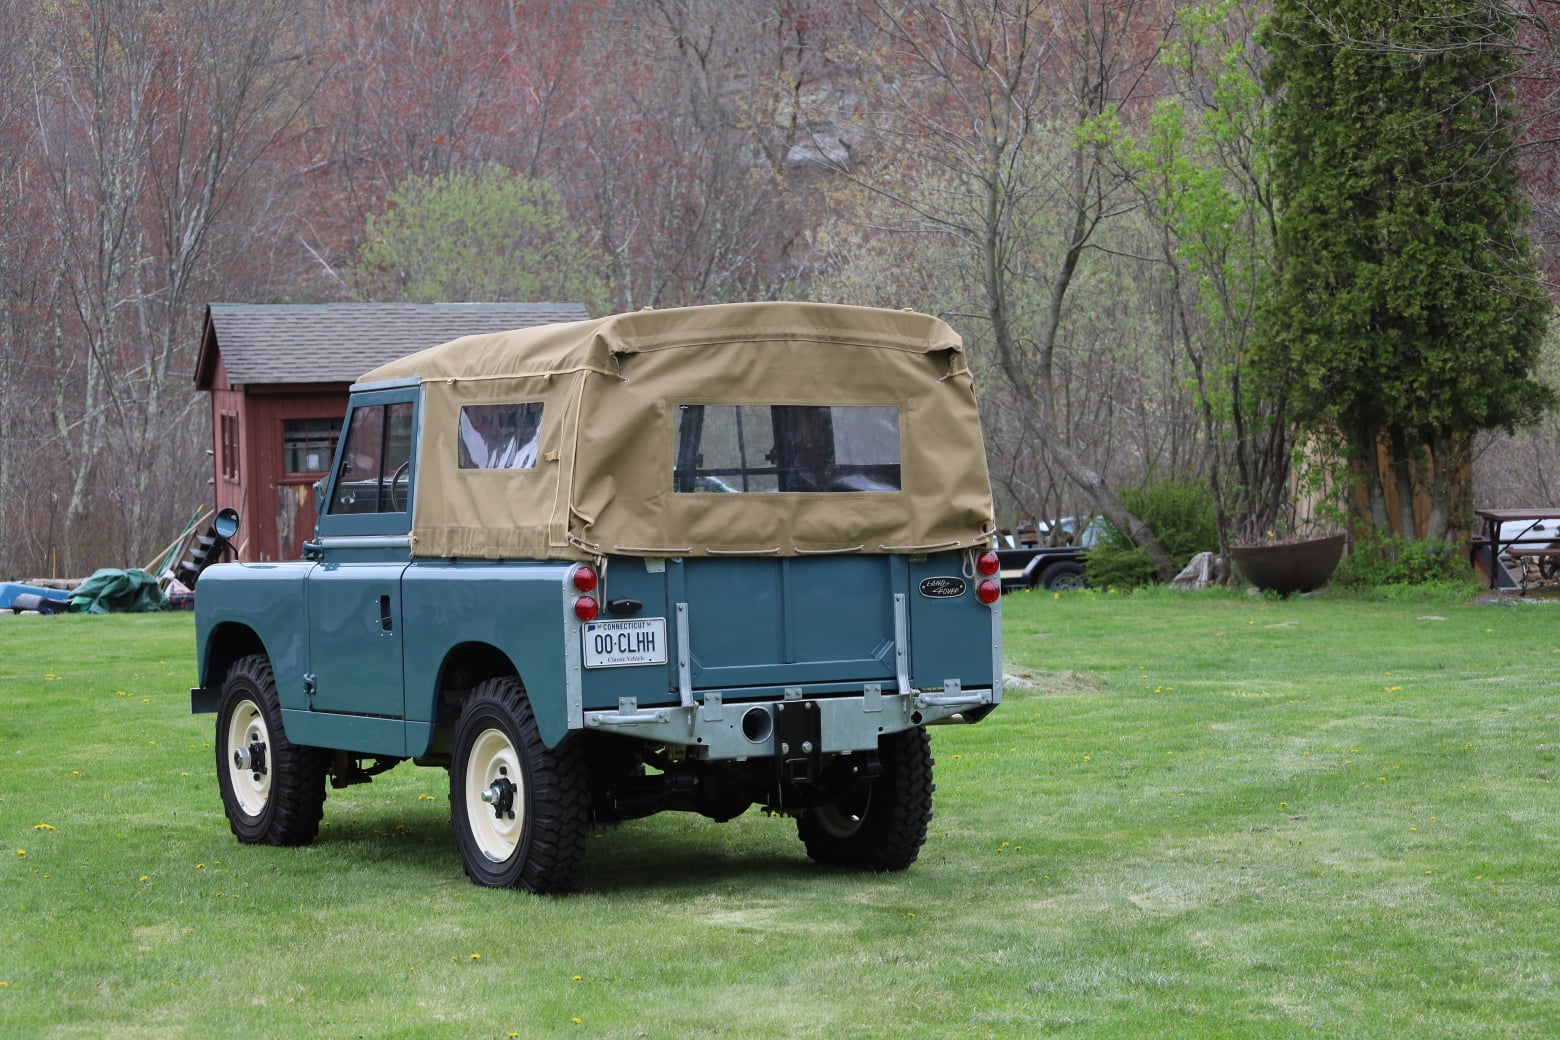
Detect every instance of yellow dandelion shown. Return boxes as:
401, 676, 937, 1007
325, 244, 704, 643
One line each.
470, 953, 480, 960
571, 1017, 583, 1025
572, 975, 582, 982
140, 875, 150, 883
33, 823, 54, 831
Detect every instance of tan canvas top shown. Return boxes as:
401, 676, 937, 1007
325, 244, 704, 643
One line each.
358, 301, 996, 561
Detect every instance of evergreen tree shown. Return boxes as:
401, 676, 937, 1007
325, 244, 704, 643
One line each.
1257, 0, 1554, 539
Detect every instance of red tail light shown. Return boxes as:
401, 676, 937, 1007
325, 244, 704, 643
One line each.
976, 551, 1000, 576
571, 566, 599, 620
976, 578, 1001, 604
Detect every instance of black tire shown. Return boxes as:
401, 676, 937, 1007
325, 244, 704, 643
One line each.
215, 654, 329, 846
1039, 561, 1088, 591
797, 727, 934, 872
449, 677, 590, 893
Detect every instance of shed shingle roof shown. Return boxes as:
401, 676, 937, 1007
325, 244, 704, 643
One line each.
197, 302, 591, 388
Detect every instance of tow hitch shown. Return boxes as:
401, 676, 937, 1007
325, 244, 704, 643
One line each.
774, 699, 823, 785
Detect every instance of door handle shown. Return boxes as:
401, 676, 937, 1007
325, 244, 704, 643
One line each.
379, 594, 393, 633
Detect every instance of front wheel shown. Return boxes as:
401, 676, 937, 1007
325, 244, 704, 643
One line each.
215, 654, 329, 846
449, 677, 590, 893
797, 727, 935, 872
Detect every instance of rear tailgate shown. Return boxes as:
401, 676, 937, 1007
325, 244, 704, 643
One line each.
675, 555, 900, 689
579, 550, 996, 710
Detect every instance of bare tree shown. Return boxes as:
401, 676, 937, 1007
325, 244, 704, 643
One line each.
845, 0, 1180, 575
27, 0, 299, 570
1119, 0, 1294, 553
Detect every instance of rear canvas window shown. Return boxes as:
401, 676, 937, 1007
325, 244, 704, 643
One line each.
459, 402, 544, 470
673, 405, 900, 493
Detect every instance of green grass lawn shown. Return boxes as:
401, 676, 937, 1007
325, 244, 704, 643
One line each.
2, 591, 1558, 1038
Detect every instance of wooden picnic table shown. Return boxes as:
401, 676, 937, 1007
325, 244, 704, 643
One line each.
1473, 508, 1560, 590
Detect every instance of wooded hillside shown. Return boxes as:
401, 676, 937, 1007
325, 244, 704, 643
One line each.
1, 0, 1555, 577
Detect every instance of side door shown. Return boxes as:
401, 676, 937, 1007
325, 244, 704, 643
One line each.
305, 390, 417, 718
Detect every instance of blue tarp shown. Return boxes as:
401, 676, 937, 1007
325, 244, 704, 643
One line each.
0, 583, 64, 610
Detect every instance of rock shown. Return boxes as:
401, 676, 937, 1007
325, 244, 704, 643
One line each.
786, 134, 849, 169
1172, 551, 1225, 590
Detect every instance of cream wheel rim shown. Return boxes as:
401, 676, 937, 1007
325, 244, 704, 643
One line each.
225, 698, 271, 817
465, 727, 525, 862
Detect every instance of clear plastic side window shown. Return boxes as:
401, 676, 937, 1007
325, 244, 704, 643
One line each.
674, 405, 900, 493
458, 403, 545, 470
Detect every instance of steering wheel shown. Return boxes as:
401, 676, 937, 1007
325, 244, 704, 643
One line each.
388, 460, 411, 512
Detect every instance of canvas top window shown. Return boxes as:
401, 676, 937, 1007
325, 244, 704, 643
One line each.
458, 402, 544, 470
673, 405, 901, 494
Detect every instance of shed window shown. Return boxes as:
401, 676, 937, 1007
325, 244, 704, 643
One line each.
219, 413, 239, 481
673, 405, 901, 493
283, 418, 342, 476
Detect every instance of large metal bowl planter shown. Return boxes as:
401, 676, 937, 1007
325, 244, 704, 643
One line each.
1230, 534, 1346, 596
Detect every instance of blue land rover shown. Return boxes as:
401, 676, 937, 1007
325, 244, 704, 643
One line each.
192, 302, 1002, 892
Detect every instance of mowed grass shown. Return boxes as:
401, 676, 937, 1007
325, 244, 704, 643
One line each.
2, 590, 1559, 1039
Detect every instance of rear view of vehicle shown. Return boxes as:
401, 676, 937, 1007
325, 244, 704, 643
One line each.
193, 301, 1002, 892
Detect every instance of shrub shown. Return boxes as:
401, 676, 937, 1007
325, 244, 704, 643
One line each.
1085, 478, 1218, 590
1332, 530, 1477, 589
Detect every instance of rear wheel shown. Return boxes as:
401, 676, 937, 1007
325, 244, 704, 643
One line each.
450, 677, 590, 893
1039, 560, 1087, 591
215, 654, 329, 846
797, 727, 934, 871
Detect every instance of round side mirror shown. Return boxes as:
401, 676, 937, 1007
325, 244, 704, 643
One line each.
214, 507, 241, 542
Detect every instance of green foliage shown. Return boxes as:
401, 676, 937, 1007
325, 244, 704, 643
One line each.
359, 166, 609, 310
1332, 530, 1478, 590
1085, 535, 1158, 591
1256, 0, 1555, 533
1087, 478, 1218, 589
1113, 1, 1292, 547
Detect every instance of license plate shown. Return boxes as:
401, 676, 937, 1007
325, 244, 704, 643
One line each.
583, 618, 669, 668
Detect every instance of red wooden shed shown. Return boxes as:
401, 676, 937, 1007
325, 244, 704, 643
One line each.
194, 302, 590, 561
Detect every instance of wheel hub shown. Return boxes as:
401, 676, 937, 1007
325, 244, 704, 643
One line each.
233, 741, 268, 775
481, 771, 517, 817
